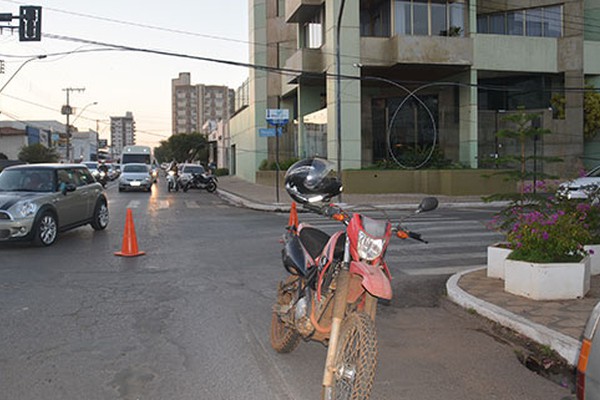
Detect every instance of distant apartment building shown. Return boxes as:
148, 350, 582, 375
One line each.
171, 72, 235, 135
229, 0, 600, 183
111, 112, 136, 159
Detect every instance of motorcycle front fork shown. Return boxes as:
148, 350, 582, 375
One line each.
321, 268, 349, 400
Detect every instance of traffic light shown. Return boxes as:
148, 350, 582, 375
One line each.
19, 6, 41, 42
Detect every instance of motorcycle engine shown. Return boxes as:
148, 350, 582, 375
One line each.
294, 291, 314, 337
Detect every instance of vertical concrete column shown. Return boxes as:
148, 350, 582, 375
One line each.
459, 68, 478, 168
239, 0, 268, 183
324, 0, 362, 170
297, 84, 324, 158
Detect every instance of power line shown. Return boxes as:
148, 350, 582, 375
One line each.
42, 32, 600, 94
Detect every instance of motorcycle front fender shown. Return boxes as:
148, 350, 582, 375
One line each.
349, 261, 392, 300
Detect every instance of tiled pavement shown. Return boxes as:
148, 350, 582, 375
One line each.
458, 269, 600, 340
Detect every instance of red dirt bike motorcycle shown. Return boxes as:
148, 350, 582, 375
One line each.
270, 158, 438, 399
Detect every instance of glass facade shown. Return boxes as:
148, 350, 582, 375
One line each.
393, 0, 465, 37
478, 5, 562, 38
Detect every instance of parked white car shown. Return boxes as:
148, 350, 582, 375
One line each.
558, 165, 600, 200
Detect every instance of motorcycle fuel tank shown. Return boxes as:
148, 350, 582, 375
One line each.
282, 234, 309, 276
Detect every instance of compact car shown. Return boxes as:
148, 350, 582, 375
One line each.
118, 163, 153, 192
0, 163, 109, 246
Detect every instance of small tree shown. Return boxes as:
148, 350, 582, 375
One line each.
0, 152, 8, 160
485, 107, 561, 203
18, 144, 59, 163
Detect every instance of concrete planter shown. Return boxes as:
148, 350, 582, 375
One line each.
504, 257, 591, 300
584, 244, 600, 275
487, 244, 512, 280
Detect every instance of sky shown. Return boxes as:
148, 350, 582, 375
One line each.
0, 0, 249, 148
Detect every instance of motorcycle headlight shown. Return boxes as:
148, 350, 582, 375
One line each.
168, 171, 175, 176
357, 231, 385, 261
14, 201, 38, 218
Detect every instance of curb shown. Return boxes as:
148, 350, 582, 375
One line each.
217, 188, 506, 212
446, 267, 581, 366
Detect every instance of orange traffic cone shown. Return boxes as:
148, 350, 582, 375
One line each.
114, 208, 145, 257
288, 202, 298, 231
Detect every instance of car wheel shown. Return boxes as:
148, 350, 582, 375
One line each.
91, 200, 109, 230
32, 211, 58, 247
119, 187, 124, 192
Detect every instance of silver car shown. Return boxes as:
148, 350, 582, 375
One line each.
118, 163, 153, 192
0, 164, 109, 246
558, 165, 600, 200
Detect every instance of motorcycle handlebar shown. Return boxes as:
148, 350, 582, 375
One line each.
302, 203, 349, 223
395, 225, 428, 243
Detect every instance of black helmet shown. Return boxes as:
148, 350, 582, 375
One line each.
285, 157, 342, 203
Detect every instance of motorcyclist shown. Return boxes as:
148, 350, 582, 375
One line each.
98, 161, 109, 174
167, 160, 180, 191
97, 161, 109, 187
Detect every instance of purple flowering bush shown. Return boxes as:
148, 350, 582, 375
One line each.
488, 180, 600, 263
506, 208, 592, 263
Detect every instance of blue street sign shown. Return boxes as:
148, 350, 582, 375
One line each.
259, 128, 277, 137
266, 109, 289, 125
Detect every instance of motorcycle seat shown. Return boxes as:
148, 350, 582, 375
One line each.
299, 227, 330, 259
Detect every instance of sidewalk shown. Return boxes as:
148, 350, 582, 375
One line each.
216, 175, 599, 366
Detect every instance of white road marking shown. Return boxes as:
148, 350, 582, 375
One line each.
126, 200, 140, 209
185, 200, 201, 208
402, 265, 485, 276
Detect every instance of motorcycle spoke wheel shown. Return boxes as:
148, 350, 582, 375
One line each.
332, 312, 377, 400
270, 276, 301, 353
270, 312, 301, 353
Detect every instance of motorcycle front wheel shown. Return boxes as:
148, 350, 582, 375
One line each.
206, 181, 217, 193
332, 312, 377, 400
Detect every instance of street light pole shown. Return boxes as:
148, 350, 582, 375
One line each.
335, 0, 347, 186
62, 87, 85, 162
0, 55, 46, 94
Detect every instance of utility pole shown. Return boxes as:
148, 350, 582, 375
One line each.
62, 87, 85, 162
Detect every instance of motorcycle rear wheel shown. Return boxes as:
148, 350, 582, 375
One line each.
270, 276, 301, 353
332, 312, 377, 400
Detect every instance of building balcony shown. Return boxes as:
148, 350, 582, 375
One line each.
474, 34, 559, 73
283, 47, 326, 84
285, 0, 324, 23
360, 36, 473, 67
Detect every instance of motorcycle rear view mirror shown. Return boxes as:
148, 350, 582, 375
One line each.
417, 197, 438, 213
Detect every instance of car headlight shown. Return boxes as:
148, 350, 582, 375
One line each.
357, 231, 385, 261
14, 201, 38, 218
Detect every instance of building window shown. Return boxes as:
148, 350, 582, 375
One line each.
360, 0, 391, 37
478, 5, 562, 37
301, 7, 324, 48
395, 0, 465, 37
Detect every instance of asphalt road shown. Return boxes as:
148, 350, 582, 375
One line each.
0, 178, 571, 399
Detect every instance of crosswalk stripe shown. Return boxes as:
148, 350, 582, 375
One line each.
388, 240, 494, 251
401, 265, 485, 276
387, 252, 486, 263
185, 200, 201, 208
157, 200, 169, 209
126, 200, 140, 209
